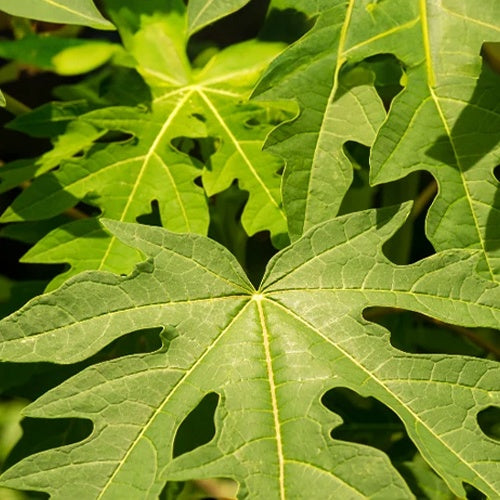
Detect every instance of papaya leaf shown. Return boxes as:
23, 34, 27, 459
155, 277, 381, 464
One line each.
0, 0, 291, 286
367, 1, 500, 281
0, 204, 498, 498
0, 0, 114, 30
257, 0, 500, 278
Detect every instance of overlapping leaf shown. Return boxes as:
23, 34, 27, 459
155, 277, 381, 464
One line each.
0, 204, 498, 498
367, 1, 500, 281
0, 0, 290, 287
256, 0, 500, 279
254, 1, 387, 240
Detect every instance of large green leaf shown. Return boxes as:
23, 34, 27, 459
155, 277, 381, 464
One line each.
0, 204, 498, 498
256, 0, 500, 278
0, 0, 114, 30
368, 1, 500, 281
0, 0, 290, 287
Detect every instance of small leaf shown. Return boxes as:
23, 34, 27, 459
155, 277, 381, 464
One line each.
0, 36, 118, 75
187, 0, 252, 35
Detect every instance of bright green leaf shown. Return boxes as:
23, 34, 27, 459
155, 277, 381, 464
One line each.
0, 204, 498, 498
0, 0, 114, 30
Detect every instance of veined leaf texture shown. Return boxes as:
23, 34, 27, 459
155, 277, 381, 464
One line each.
1, 208, 499, 498
0, 0, 498, 498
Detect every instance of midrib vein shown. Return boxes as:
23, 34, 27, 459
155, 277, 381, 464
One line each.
303, 0, 355, 234
98, 91, 193, 270
256, 297, 285, 499
419, 0, 496, 281
189, 0, 213, 29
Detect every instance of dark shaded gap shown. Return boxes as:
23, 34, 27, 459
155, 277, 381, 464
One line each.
477, 406, 500, 442
0, 237, 66, 282
0, 327, 164, 399
321, 387, 465, 498
362, 53, 404, 109
170, 136, 219, 164
378, 171, 435, 265
322, 387, 415, 462
259, 7, 311, 44
363, 308, 499, 359
136, 199, 162, 227
208, 182, 248, 271
94, 130, 134, 144
173, 392, 219, 458
463, 482, 487, 500
187, 0, 270, 58
3, 417, 93, 471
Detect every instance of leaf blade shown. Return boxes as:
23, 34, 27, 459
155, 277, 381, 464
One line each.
1, 206, 498, 497
0, 0, 114, 30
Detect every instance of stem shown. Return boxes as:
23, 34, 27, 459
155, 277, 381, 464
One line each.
3, 91, 31, 116
411, 180, 437, 219
428, 318, 500, 359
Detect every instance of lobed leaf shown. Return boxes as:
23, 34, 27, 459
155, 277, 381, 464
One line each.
0, 204, 498, 498
254, 2, 387, 240
368, 0, 500, 281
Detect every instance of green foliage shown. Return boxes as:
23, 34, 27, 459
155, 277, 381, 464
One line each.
0, 0, 114, 30
0, 0, 498, 498
0, 0, 291, 289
